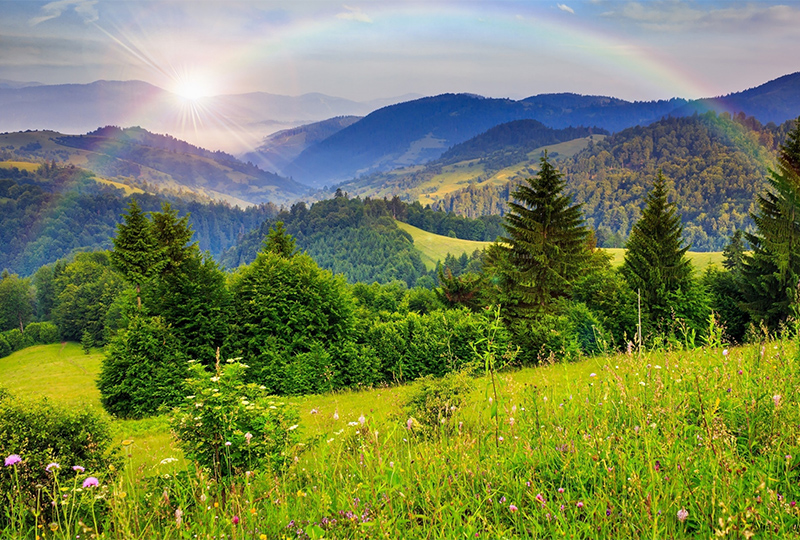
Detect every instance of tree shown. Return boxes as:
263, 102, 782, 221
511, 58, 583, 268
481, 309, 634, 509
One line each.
488, 153, 590, 319
741, 116, 800, 329
150, 202, 194, 274
0, 271, 34, 333
110, 199, 163, 309
263, 221, 297, 258
621, 171, 698, 335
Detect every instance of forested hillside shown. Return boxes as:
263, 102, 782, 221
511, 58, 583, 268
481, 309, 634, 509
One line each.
436, 112, 793, 250
0, 163, 277, 275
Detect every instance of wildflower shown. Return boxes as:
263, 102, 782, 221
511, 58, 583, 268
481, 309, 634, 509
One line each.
160, 457, 178, 465
73, 465, 85, 473
773, 395, 782, 407
509, 504, 518, 512
535, 493, 545, 504
500, 496, 507, 504
288, 424, 299, 431
232, 515, 240, 525
509, 417, 515, 426
175, 508, 183, 526
558, 487, 564, 494
245, 432, 253, 444
310, 408, 318, 414
359, 414, 366, 426
333, 411, 339, 421
46, 462, 60, 472
738, 370, 743, 375
82, 477, 99, 488
225, 441, 232, 446
498, 436, 504, 442
121, 439, 133, 446
677, 508, 689, 523
577, 501, 584, 508
723, 349, 729, 357
786, 455, 792, 460
406, 417, 414, 430
590, 373, 597, 378
348, 421, 359, 427
4, 454, 21, 466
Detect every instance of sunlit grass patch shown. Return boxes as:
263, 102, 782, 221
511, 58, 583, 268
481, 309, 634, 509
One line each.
0, 160, 39, 172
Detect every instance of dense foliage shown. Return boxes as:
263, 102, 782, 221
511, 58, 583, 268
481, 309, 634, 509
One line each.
0, 163, 277, 276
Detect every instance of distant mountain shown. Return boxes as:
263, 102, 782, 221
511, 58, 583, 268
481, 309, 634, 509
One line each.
435, 112, 791, 251
0, 79, 43, 89
319, 120, 605, 205
284, 93, 685, 187
0, 127, 308, 206
242, 116, 362, 174
671, 72, 800, 125
0, 80, 416, 155
284, 73, 800, 188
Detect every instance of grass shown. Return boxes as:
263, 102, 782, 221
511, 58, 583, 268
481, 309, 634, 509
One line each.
4, 336, 800, 538
399, 223, 725, 273
0, 160, 39, 172
397, 220, 493, 270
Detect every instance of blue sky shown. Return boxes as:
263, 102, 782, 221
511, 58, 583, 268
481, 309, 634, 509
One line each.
1, 0, 798, 101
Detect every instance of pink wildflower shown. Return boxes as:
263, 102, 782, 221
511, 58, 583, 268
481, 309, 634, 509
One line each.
232, 515, 240, 525
677, 508, 689, 523
509, 504, 518, 512
82, 477, 99, 488
72, 465, 85, 472
46, 462, 60, 472
4, 454, 21, 466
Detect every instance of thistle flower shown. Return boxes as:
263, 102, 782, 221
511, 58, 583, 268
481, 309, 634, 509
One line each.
4, 454, 21, 466
82, 477, 99, 488
46, 462, 60, 472
677, 508, 689, 523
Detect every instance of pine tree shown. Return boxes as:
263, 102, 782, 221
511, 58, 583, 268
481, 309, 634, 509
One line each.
264, 221, 297, 258
110, 199, 163, 309
621, 171, 694, 329
742, 116, 800, 327
490, 152, 590, 318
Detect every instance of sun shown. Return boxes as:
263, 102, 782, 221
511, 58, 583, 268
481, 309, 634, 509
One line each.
171, 75, 214, 102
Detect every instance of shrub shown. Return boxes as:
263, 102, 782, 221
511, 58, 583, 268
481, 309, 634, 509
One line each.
0, 335, 10, 358
172, 361, 301, 479
0, 388, 120, 527
97, 315, 189, 418
404, 369, 474, 434
23, 321, 59, 344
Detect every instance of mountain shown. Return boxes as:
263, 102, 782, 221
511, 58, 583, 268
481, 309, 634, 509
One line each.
0, 163, 278, 275
435, 112, 790, 251
242, 116, 362, 174
0, 127, 308, 206
0, 80, 416, 155
671, 72, 800, 125
283, 73, 800, 188
316, 120, 605, 206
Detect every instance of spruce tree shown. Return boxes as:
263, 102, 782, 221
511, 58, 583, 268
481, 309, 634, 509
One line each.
490, 152, 590, 318
742, 116, 800, 328
621, 171, 694, 329
110, 199, 162, 309
264, 221, 297, 258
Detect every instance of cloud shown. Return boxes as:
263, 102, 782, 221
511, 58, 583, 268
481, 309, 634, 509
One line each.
29, 0, 99, 26
557, 3, 575, 14
603, 1, 800, 32
336, 5, 373, 23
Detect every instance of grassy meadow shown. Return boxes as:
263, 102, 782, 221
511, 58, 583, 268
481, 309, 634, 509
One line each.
2, 336, 800, 539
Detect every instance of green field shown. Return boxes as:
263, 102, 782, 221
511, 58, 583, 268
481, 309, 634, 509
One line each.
0, 160, 40, 172
397, 220, 493, 269
399, 221, 725, 272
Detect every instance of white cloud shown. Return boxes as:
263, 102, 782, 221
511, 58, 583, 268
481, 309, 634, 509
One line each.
29, 0, 99, 26
336, 5, 373, 23
604, 1, 800, 32
557, 3, 575, 14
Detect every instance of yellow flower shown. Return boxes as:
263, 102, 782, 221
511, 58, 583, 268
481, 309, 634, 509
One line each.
214, 502, 219, 508
250, 508, 257, 515
296, 490, 306, 497
121, 439, 133, 446
260, 535, 267, 540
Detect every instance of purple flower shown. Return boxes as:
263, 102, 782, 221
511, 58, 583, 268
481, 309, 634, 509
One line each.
232, 515, 240, 525
82, 477, 99, 488
46, 462, 60, 472
677, 508, 689, 523
576, 501, 584, 508
509, 504, 518, 512
500, 496, 507, 504
72, 465, 85, 473
4, 454, 21, 466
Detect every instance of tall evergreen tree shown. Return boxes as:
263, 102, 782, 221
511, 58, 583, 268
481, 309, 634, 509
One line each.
110, 199, 162, 309
621, 171, 695, 331
263, 221, 297, 258
489, 152, 590, 318
742, 116, 800, 328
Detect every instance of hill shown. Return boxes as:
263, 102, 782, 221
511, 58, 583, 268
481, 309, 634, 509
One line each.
0, 127, 307, 206
395, 221, 492, 270
435, 112, 789, 250
243, 116, 362, 174
0, 163, 278, 275
320, 121, 604, 206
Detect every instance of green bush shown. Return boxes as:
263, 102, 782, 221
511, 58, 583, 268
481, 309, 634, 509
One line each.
0, 388, 120, 527
97, 315, 189, 418
405, 369, 474, 434
0, 335, 10, 358
172, 361, 301, 479
1, 329, 29, 353
23, 321, 59, 344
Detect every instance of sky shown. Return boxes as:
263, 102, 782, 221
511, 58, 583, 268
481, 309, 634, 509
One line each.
0, 0, 799, 103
